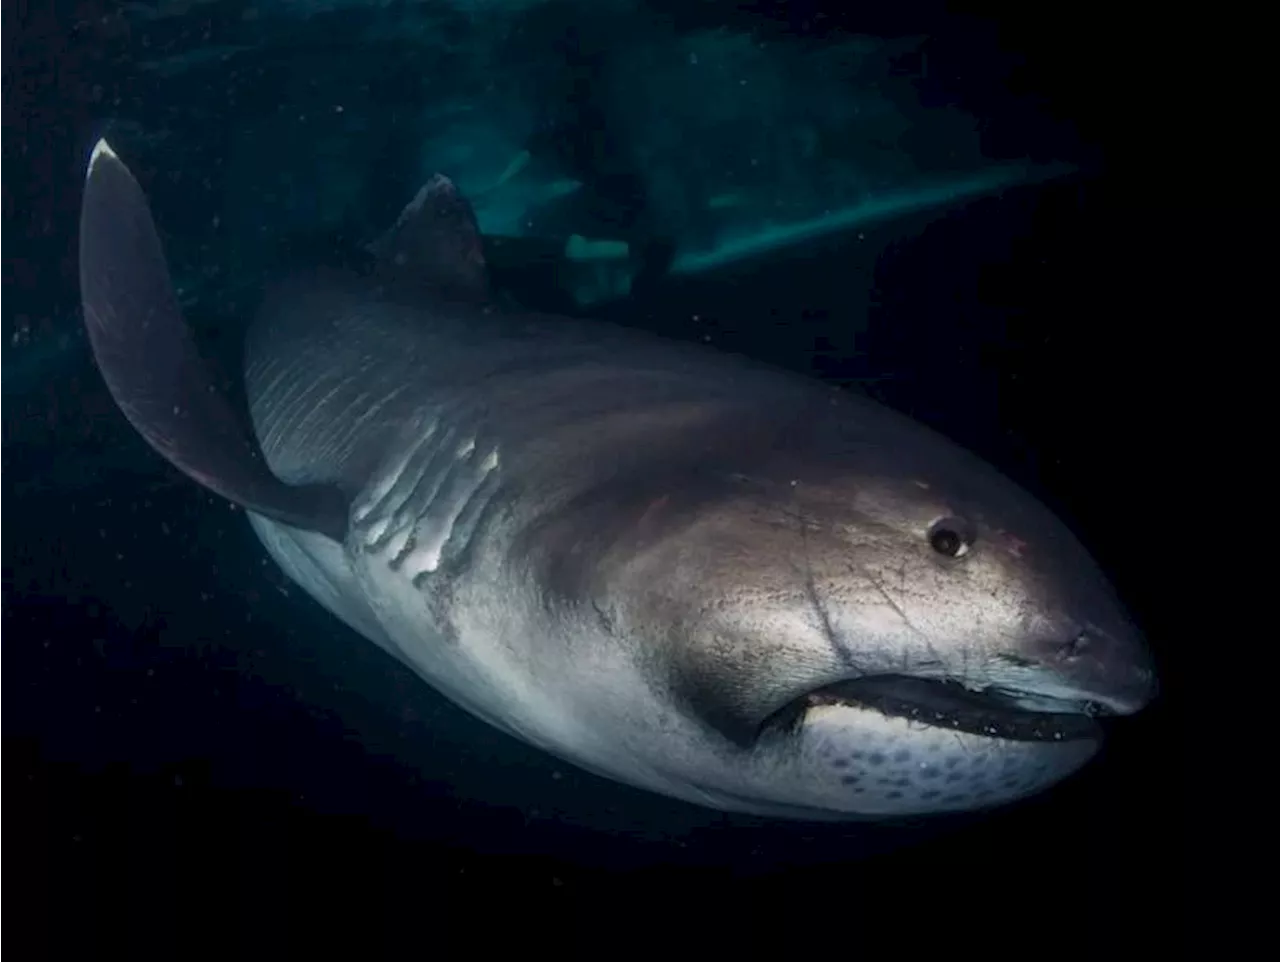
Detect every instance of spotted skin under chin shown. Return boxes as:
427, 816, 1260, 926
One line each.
801, 704, 1099, 815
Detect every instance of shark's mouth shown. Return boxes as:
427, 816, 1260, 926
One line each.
795, 675, 1107, 742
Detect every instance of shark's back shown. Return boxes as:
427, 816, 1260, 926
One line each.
244, 270, 452, 492
243, 267, 820, 503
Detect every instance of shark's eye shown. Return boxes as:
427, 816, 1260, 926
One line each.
928, 518, 973, 559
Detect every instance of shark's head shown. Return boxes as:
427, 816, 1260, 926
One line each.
529, 400, 1155, 819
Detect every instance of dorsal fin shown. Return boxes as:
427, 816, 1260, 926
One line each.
367, 174, 490, 303
78, 139, 349, 541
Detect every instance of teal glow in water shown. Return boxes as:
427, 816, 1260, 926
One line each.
669, 165, 1072, 275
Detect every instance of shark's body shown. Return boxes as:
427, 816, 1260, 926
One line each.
79, 141, 1155, 820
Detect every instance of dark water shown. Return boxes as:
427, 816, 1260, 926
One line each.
5, 0, 1199, 951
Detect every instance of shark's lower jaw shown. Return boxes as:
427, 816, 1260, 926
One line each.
790, 675, 1106, 742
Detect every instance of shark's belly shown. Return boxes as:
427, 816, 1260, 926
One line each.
247, 512, 396, 657
249, 513, 830, 816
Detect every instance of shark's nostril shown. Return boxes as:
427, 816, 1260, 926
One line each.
1060, 631, 1091, 660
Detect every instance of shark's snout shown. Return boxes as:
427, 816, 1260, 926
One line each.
1036, 625, 1157, 715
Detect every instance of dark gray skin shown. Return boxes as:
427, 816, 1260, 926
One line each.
80, 140, 1155, 820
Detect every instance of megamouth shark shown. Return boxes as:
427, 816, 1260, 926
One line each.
78, 139, 1156, 821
